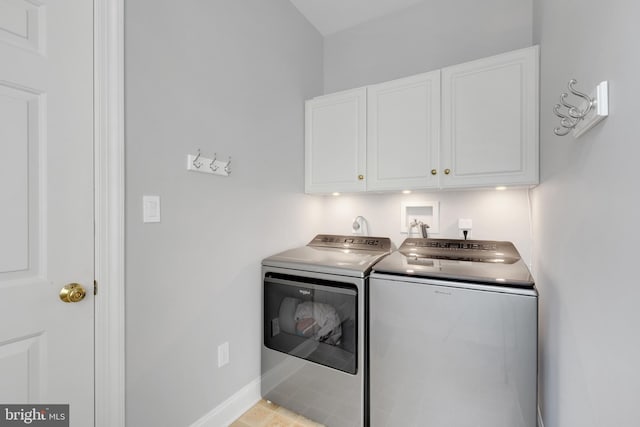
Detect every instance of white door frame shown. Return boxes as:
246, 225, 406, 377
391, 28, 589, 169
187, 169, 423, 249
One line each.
94, 0, 126, 426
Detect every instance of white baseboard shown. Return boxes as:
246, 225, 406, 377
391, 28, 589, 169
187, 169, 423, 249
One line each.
189, 377, 261, 427
189, 377, 541, 427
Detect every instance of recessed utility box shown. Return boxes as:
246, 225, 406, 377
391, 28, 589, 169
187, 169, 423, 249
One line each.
400, 201, 440, 235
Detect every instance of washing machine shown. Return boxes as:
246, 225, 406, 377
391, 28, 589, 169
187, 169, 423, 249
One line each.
262, 234, 391, 427
369, 238, 538, 427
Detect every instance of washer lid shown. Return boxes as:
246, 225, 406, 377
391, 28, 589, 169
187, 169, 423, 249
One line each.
262, 235, 392, 277
373, 238, 534, 287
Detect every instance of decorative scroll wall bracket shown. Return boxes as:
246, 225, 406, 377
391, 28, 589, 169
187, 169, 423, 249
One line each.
554, 80, 608, 138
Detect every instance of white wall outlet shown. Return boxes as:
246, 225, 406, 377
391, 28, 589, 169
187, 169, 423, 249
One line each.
458, 218, 472, 239
217, 342, 229, 368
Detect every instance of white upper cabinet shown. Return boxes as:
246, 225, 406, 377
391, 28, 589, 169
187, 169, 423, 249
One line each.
366, 71, 441, 191
441, 46, 539, 188
304, 46, 539, 194
305, 88, 367, 194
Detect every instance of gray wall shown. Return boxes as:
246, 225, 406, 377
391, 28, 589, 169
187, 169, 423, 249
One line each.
124, 1, 323, 425
323, 0, 533, 93
124, 1, 640, 425
533, 1, 640, 426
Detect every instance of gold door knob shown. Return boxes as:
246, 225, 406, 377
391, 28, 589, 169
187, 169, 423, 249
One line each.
358, 175, 364, 180
59, 283, 87, 303
444, 169, 451, 175
431, 169, 437, 175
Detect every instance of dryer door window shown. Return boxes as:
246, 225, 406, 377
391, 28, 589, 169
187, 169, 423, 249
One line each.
264, 272, 357, 374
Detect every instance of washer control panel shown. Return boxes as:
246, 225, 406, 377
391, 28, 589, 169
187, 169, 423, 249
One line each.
400, 238, 520, 263
309, 234, 391, 252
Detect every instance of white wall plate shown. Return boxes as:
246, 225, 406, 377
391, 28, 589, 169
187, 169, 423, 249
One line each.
142, 195, 161, 223
573, 81, 608, 138
400, 201, 440, 235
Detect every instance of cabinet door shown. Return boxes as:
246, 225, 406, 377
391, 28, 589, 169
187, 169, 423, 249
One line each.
305, 88, 367, 194
367, 71, 440, 191
441, 46, 539, 188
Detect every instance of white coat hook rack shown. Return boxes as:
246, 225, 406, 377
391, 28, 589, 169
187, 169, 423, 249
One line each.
187, 150, 231, 177
553, 79, 608, 138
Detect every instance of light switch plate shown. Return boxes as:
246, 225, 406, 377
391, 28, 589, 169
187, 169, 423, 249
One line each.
143, 195, 161, 223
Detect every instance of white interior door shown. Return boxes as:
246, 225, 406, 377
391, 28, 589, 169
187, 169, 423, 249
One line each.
0, 0, 95, 425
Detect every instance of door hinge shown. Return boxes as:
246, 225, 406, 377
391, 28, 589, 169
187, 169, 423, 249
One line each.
94, 280, 98, 296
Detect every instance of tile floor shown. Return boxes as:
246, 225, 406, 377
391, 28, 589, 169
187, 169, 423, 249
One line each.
230, 399, 325, 427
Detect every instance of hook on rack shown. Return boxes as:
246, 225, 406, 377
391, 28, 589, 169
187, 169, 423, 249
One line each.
224, 157, 231, 174
210, 153, 218, 172
553, 79, 609, 138
192, 149, 203, 168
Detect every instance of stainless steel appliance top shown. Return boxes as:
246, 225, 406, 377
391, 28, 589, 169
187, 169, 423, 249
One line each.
262, 234, 392, 278
373, 238, 534, 287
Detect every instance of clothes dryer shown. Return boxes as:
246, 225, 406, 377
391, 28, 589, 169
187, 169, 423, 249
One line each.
262, 235, 391, 427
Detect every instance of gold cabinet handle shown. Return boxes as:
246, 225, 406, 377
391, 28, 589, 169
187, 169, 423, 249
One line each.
431, 169, 437, 175
358, 175, 364, 180
444, 169, 451, 175
59, 283, 87, 303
